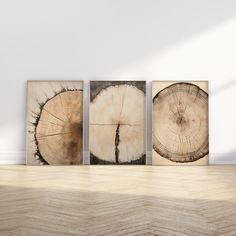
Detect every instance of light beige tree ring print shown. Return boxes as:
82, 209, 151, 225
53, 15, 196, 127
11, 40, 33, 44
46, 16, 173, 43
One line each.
90, 84, 146, 164
36, 91, 83, 165
152, 82, 209, 164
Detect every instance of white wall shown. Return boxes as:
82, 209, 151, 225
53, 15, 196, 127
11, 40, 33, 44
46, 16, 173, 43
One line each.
0, 0, 236, 164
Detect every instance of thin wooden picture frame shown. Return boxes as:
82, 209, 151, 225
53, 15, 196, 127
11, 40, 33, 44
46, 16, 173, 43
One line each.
26, 80, 84, 165
89, 80, 147, 165
152, 80, 209, 166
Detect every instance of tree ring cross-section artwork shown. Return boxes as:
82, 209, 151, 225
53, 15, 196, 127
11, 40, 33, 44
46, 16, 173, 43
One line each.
152, 81, 209, 165
90, 81, 146, 164
27, 81, 83, 165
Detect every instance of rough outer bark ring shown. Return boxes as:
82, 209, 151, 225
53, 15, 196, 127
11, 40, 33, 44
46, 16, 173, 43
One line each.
90, 84, 146, 164
35, 90, 83, 165
153, 82, 208, 163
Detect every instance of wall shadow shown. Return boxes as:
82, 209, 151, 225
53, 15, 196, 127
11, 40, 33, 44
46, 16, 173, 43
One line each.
211, 78, 236, 96
1, 0, 236, 160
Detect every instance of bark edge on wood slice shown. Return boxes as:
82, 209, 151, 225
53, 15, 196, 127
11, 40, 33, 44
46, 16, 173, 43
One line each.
90, 83, 146, 165
35, 90, 83, 165
153, 82, 208, 163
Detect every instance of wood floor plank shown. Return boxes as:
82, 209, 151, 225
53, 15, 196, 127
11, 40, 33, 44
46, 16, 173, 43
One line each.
0, 166, 235, 235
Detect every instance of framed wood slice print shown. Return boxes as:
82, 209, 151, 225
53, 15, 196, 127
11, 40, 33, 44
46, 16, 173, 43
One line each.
90, 81, 146, 164
27, 80, 83, 165
152, 81, 209, 165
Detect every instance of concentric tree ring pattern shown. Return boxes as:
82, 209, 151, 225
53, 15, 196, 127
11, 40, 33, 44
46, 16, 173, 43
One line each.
153, 82, 208, 163
90, 84, 146, 164
35, 90, 83, 165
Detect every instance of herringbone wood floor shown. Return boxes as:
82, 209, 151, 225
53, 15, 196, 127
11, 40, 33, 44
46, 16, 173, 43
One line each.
0, 166, 235, 236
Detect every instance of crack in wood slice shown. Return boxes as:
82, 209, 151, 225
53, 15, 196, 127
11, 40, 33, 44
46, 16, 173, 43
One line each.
90, 84, 146, 164
115, 123, 121, 163
153, 82, 208, 163
35, 90, 83, 165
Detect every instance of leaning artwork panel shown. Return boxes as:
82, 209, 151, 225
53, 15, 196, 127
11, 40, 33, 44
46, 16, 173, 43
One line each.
90, 81, 146, 164
27, 80, 83, 165
152, 81, 209, 165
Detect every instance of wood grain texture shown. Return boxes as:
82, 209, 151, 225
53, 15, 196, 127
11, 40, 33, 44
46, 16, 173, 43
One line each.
90, 81, 146, 164
0, 165, 235, 235
27, 81, 83, 165
36, 91, 83, 165
152, 81, 209, 166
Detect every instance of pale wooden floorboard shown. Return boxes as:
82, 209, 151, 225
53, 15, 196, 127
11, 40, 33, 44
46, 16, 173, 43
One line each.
0, 166, 235, 236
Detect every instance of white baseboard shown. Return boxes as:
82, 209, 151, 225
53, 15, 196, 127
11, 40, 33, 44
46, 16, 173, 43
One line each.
210, 153, 236, 164
0, 151, 235, 165
146, 151, 152, 165
83, 150, 90, 165
0, 151, 26, 165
